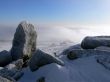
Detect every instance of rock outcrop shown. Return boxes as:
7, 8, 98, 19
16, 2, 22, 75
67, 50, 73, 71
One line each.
81, 36, 110, 49
29, 49, 64, 72
10, 21, 37, 62
0, 50, 12, 67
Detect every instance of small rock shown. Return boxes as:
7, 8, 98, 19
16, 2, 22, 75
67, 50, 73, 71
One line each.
10, 21, 37, 62
0, 50, 12, 67
37, 77, 45, 82
81, 36, 110, 49
67, 51, 78, 60
29, 49, 64, 72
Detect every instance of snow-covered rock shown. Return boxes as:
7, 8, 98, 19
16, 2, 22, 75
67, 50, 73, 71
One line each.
0, 59, 24, 81
95, 46, 110, 51
0, 75, 16, 82
63, 49, 110, 58
29, 49, 64, 72
61, 44, 82, 55
0, 50, 12, 66
5, 59, 23, 70
10, 21, 37, 61
81, 36, 110, 49
0, 68, 24, 81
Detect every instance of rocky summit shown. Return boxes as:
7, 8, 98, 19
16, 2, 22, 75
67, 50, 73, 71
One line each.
10, 21, 37, 61
1, 21, 110, 82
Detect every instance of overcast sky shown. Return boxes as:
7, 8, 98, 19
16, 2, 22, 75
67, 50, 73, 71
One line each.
0, 0, 110, 26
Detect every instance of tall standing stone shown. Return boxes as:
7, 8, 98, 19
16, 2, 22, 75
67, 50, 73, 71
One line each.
10, 21, 37, 62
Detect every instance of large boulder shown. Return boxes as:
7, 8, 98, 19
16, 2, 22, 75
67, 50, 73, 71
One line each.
10, 21, 37, 61
0, 50, 12, 67
29, 49, 64, 72
81, 36, 110, 49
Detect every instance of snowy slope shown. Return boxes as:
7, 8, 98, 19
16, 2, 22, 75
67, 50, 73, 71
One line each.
19, 40, 110, 82
19, 55, 110, 82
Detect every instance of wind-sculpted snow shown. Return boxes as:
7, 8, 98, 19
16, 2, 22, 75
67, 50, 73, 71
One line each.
19, 56, 110, 82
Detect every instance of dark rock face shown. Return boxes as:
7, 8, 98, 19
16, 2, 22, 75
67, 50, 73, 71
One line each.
29, 49, 64, 72
0, 50, 12, 67
10, 21, 37, 61
67, 51, 78, 60
81, 36, 110, 49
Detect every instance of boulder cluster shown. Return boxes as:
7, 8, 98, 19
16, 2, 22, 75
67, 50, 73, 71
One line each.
0, 21, 64, 82
66, 36, 110, 70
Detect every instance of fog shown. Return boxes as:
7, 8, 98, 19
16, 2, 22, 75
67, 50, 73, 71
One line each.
0, 25, 110, 44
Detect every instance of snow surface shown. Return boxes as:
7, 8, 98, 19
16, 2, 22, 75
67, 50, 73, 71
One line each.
19, 56, 110, 82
